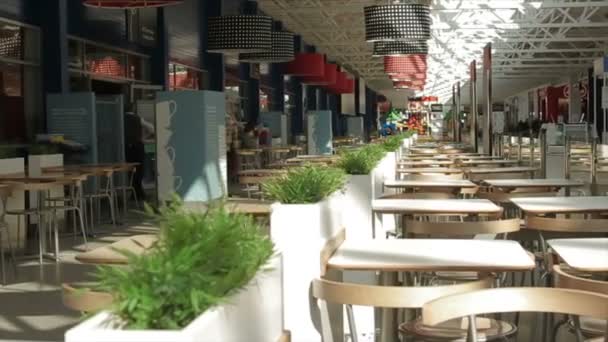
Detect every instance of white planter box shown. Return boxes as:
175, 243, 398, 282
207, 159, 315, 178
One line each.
270, 194, 344, 342
0, 158, 25, 250
342, 175, 373, 241
65, 255, 284, 342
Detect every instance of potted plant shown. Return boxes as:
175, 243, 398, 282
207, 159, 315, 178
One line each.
65, 200, 284, 342
337, 145, 384, 240
265, 165, 346, 341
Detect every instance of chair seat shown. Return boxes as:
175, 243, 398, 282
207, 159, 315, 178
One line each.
400, 317, 517, 341
570, 316, 607, 336
62, 282, 113, 312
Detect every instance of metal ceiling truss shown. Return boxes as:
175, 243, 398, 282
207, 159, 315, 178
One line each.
259, 0, 608, 101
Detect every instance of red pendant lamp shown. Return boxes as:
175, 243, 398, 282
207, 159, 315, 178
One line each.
390, 73, 427, 81
394, 81, 424, 91
301, 63, 337, 85
326, 72, 355, 94
384, 55, 427, 75
283, 53, 325, 77
83, 0, 183, 8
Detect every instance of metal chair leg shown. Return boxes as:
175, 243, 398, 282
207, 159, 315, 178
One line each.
551, 316, 568, 342
53, 211, 60, 262
76, 207, 88, 250
466, 315, 478, 342
0, 229, 6, 285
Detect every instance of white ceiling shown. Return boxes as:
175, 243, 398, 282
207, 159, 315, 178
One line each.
258, 0, 608, 104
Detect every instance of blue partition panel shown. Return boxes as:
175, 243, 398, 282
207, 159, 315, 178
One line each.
307, 110, 333, 155
156, 90, 226, 203
47, 92, 97, 164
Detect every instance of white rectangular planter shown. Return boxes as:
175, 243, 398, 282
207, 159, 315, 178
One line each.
342, 175, 373, 241
0, 158, 25, 250
270, 194, 344, 342
66, 255, 284, 342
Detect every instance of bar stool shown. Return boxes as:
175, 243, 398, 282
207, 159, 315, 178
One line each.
85, 169, 117, 231
5, 181, 59, 264
0, 185, 16, 284
45, 176, 88, 252
237, 150, 258, 171
112, 164, 140, 217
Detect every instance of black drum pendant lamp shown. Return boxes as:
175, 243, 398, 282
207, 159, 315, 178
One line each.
364, 4, 431, 42
207, 15, 273, 54
239, 31, 295, 63
372, 40, 428, 56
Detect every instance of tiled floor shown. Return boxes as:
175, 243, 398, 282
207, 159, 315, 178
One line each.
0, 214, 158, 342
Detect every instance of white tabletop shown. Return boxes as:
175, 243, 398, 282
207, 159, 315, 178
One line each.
327, 239, 535, 272
459, 160, 519, 166
396, 168, 464, 174
483, 179, 584, 189
398, 160, 454, 167
511, 196, 608, 214
465, 166, 538, 174
548, 238, 608, 272
372, 198, 502, 215
449, 155, 503, 160
384, 179, 477, 189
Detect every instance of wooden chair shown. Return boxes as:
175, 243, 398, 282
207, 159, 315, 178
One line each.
310, 275, 510, 342
421, 287, 608, 342
238, 175, 267, 199
553, 265, 608, 341
62, 282, 113, 313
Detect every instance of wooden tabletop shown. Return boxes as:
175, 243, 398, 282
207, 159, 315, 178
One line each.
398, 160, 455, 167
548, 238, 608, 272
483, 179, 584, 189
372, 198, 502, 215
458, 160, 519, 166
396, 168, 464, 175
511, 196, 608, 214
465, 166, 538, 174
238, 169, 286, 176
327, 239, 535, 272
384, 179, 477, 189
448, 155, 503, 160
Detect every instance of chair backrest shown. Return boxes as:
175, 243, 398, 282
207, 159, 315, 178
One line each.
312, 275, 495, 342
312, 275, 494, 309
553, 265, 608, 295
404, 218, 521, 237
422, 287, 608, 328
526, 216, 608, 233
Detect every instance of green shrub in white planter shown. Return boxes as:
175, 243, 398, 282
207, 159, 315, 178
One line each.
337, 145, 385, 175
263, 165, 346, 204
94, 200, 274, 330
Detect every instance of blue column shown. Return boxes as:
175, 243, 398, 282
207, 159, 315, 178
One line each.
304, 44, 317, 112
151, 7, 169, 90
317, 88, 328, 110
270, 22, 285, 112
201, 0, 224, 91
240, 0, 260, 125
291, 35, 304, 136
329, 93, 340, 136
39, 0, 69, 94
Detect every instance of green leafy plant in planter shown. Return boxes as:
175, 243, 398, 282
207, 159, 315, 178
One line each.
0, 146, 19, 159
28, 144, 60, 155
337, 145, 385, 175
263, 165, 347, 204
94, 200, 274, 330
381, 134, 406, 152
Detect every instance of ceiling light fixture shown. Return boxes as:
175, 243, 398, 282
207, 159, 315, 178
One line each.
239, 31, 295, 63
207, 15, 273, 54
364, 4, 432, 42
372, 40, 429, 56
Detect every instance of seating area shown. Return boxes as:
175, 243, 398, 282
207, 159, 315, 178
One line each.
0, 1, 607, 341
